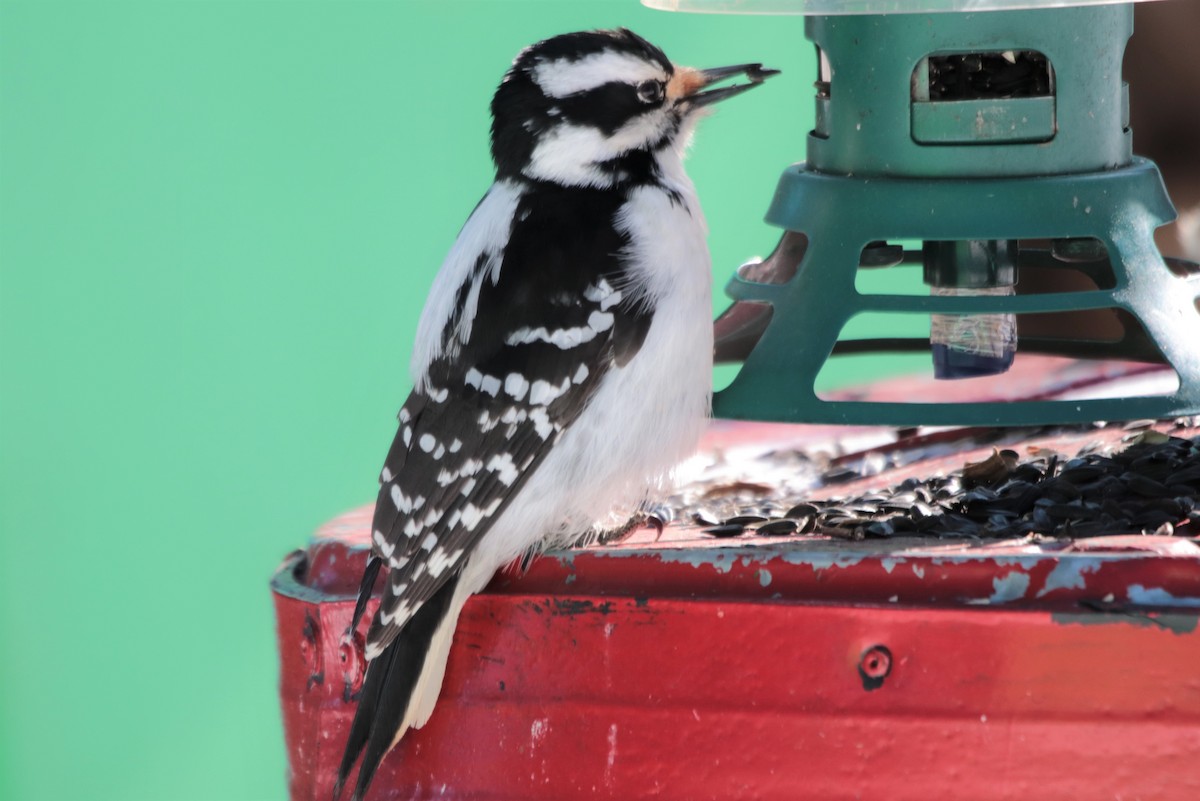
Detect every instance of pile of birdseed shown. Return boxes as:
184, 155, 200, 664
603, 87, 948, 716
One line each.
660, 424, 1200, 543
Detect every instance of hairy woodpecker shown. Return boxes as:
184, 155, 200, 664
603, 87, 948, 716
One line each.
336, 28, 776, 799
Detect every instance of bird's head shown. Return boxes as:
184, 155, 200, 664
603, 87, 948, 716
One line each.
490, 29, 777, 188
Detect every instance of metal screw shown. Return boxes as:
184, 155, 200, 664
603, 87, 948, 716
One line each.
858, 645, 893, 691
340, 631, 366, 702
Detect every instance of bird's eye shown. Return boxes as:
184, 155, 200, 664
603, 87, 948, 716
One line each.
636, 80, 665, 105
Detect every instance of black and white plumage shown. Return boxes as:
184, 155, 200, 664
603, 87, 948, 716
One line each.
336, 29, 776, 800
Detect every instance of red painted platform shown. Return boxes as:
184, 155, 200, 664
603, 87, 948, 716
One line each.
274, 358, 1200, 800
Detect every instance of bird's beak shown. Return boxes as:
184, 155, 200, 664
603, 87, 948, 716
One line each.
673, 63, 780, 108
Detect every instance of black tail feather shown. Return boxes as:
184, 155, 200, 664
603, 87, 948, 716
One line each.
333, 632, 396, 800
349, 556, 383, 635
335, 570, 462, 801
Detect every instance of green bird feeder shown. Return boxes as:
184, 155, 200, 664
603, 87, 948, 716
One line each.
656, 0, 1200, 426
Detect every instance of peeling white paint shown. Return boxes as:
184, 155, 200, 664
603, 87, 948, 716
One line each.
530, 718, 549, 748
780, 551, 870, 571
604, 723, 619, 787
964, 573, 1032, 604
1127, 584, 1200, 608
1037, 559, 1101, 598
645, 547, 745, 574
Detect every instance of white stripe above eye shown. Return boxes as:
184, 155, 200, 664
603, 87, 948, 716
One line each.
532, 52, 666, 98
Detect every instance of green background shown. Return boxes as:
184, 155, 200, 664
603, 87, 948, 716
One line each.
3, 1, 1196, 800
0, 1, 850, 799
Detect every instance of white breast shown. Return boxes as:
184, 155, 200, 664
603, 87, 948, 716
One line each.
491, 185, 711, 561
577, 179, 714, 509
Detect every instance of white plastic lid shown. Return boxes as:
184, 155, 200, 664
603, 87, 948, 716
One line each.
643, 0, 1167, 15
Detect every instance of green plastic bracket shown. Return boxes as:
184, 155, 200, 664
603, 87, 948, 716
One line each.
713, 3, 1200, 426
911, 96, 1055, 144
804, 6, 1131, 177
717, 159, 1200, 425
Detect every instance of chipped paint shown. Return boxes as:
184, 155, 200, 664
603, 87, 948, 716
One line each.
530, 718, 549, 747
1052, 609, 1199, 635
757, 568, 773, 587
930, 555, 1041, 569
1126, 585, 1200, 609
604, 723, 618, 787
990, 571, 1030, 603
1037, 559, 1101, 598
779, 550, 870, 571
967, 571, 1031, 605
573, 544, 747, 573
593, 543, 877, 575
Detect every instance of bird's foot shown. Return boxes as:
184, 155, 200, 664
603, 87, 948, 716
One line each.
575, 510, 665, 548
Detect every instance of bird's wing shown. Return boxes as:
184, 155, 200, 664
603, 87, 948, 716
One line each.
363, 184, 653, 659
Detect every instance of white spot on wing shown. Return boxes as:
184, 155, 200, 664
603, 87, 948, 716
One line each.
588, 310, 614, 333
419, 434, 437, 453
529, 376, 571, 406
585, 279, 623, 311
426, 547, 464, 578
529, 407, 555, 439
504, 373, 529, 400
487, 452, 519, 486
507, 325, 596, 349
373, 529, 395, 558
380, 599, 413, 627
391, 486, 412, 514
500, 406, 527, 424
461, 504, 484, 530
480, 374, 502, 397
